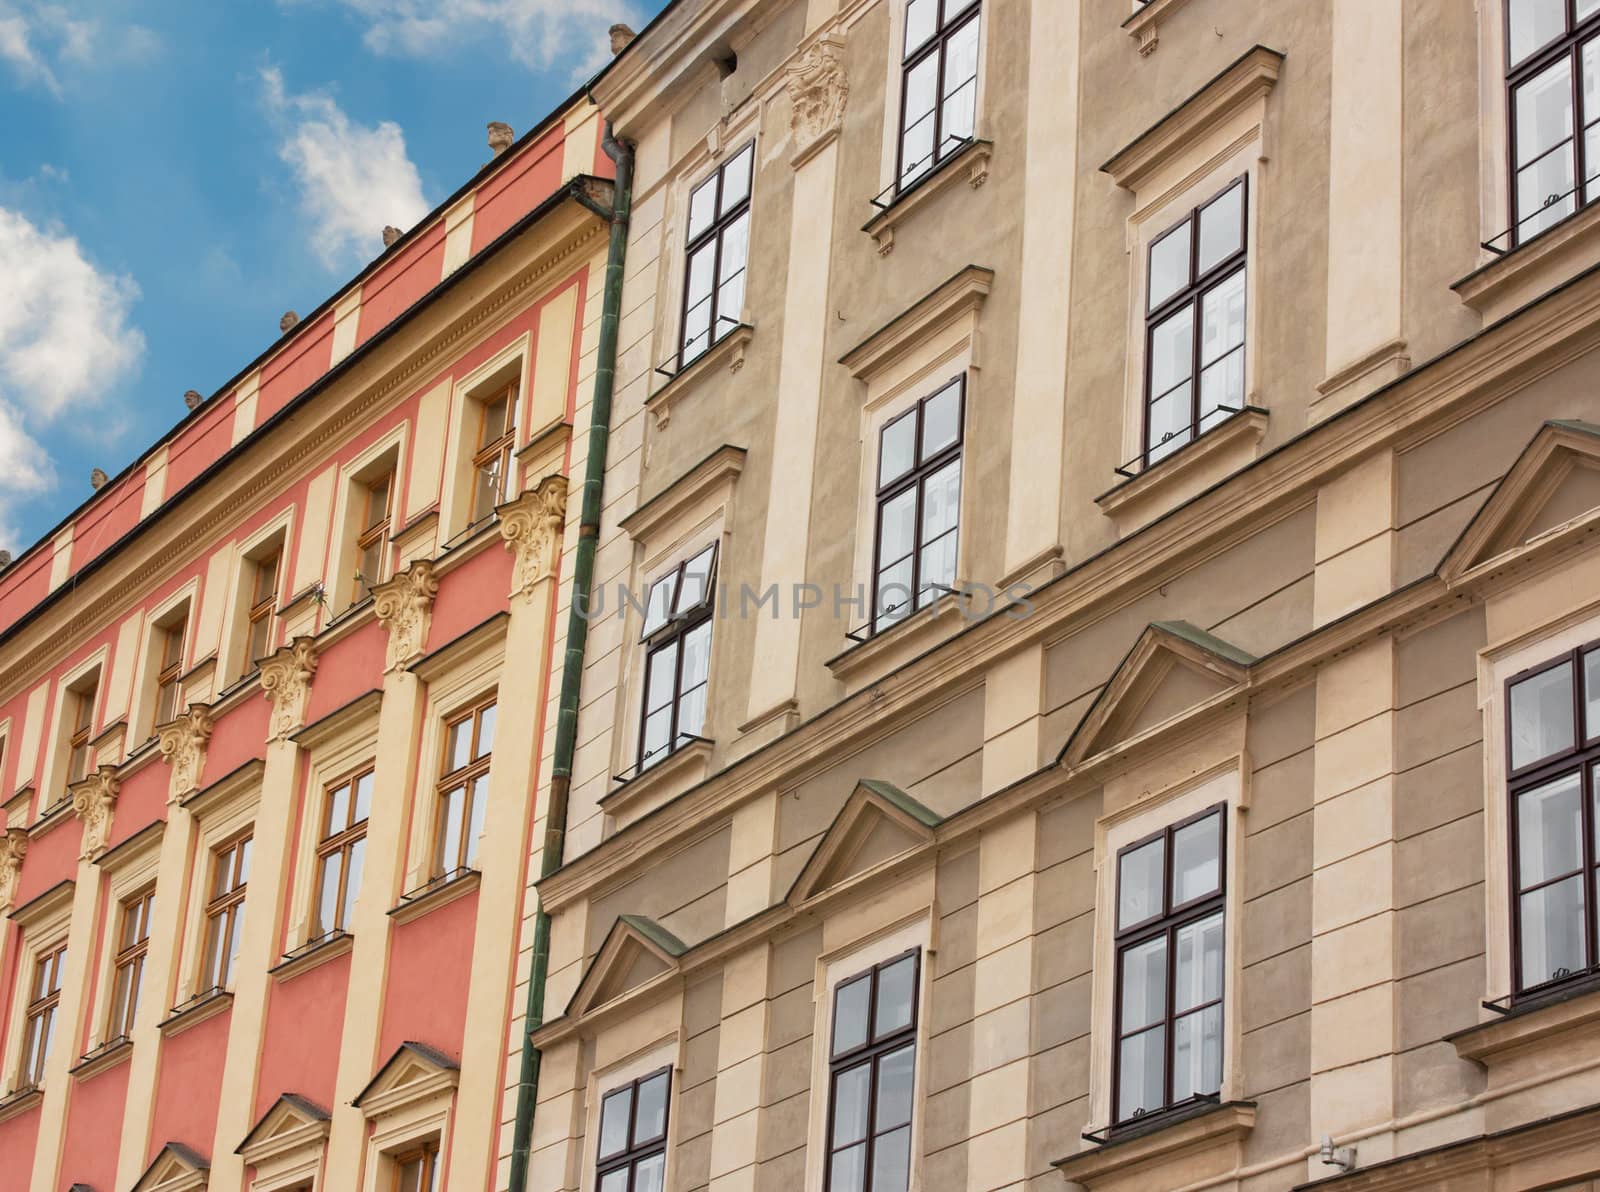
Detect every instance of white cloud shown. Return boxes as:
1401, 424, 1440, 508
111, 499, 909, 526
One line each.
261, 66, 430, 270
0, 207, 144, 551
0, 3, 159, 94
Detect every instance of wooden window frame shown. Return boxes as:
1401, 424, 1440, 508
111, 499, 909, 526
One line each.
1140, 176, 1249, 470
677, 143, 754, 370
434, 696, 496, 878
470, 382, 518, 525
353, 470, 395, 604
1503, 0, 1600, 246
392, 1138, 441, 1192
595, 1067, 672, 1192
312, 765, 373, 940
153, 613, 187, 729
1110, 803, 1227, 1127
636, 544, 718, 771
18, 941, 67, 1089
869, 378, 964, 636
108, 888, 154, 1040
824, 949, 921, 1192
201, 832, 252, 994
896, 0, 982, 192
246, 547, 283, 670
65, 680, 97, 788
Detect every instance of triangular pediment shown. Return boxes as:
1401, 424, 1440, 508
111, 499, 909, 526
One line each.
1060, 622, 1254, 767
1442, 421, 1600, 582
235, 1093, 330, 1161
131, 1142, 208, 1192
566, 914, 687, 1019
353, 1042, 459, 1119
787, 780, 942, 906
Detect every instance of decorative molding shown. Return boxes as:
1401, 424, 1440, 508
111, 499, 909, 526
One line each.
353, 1041, 460, 1118
69, 765, 120, 860
498, 475, 569, 599
839, 264, 994, 381
1122, 0, 1195, 56
862, 141, 994, 256
1454, 199, 1600, 326
0, 827, 27, 910
156, 704, 214, 804
647, 325, 755, 429
372, 559, 439, 672
619, 444, 747, 543
1094, 408, 1270, 530
1054, 1101, 1256, 1188
565, 914, 687, 1020
786, 32, 849, 168
259, 636, 319, 742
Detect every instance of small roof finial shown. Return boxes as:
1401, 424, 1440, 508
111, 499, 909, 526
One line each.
90, 468, 109, 490
0, 551, 11, 569
382, 225, 402, 247
183, 389, 203, 410
487, 121, 514, 155
610, 23, 636, 54
279, 310, 299, 333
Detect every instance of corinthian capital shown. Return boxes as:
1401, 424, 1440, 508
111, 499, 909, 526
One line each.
157, 703, 214, 804
786, 32, 849, 167
0, 828, 28, 911
499, 475, 569, 600
260, 636, 319, 741
70, 765, 121, 860
372, 558, 440, 672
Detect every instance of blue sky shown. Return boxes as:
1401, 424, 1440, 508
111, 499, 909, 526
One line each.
0, 0, 665, 554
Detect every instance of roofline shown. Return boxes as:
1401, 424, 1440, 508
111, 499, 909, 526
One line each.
581, 0, 690, 101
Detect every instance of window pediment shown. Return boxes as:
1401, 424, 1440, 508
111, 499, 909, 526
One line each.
786, 779, 942, 907
235, 1092, 331, 1168
353, 1041, 460, 1119
565, 914, 688, 1019
131, 1142, 209, 1192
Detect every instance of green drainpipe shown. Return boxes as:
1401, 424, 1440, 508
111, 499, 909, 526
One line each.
509, 122, 633, 1192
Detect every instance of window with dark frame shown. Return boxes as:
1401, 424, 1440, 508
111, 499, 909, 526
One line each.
18, 942, 66, 1088
1112, 806, 1226, 1126
393, 1138, 441, 1192
354, 468, 395, 603
1504, 642, 1600, 995
871, 378, 963, 635
595, 1067, 671, 1192
201, 833, 251, 993
108, 888, 154, 1040
897, 0, 980, 191
1142, 178, 1247, 469
826, 950, 919, 1192
1504, 0, 1600, 246
313, 766, 372, 939
471, 383, 518, 525
637, 544, 717, 772
153, 610, 187, 729
435, 697, 495, 877
64, 678, 98, 789
679, 143, 753, 369
245, 546, 282, 670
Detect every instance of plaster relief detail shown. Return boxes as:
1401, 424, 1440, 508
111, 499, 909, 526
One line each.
0, 828, 27, 910
259, 636, 319, 741
786, 34, 848, 167
70, 766, 121, 860
499, 475, 569, 600
373, 558, 440, 672
157, 703, 214, 804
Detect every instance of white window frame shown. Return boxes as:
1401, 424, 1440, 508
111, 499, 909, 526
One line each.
82, 827, 163, 1053
174, 781, 259, 1005
39, 649, 108, 813
578, 1036, 681, 1192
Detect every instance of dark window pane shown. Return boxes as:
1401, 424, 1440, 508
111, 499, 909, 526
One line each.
1117, 1025, 1165, 1122
599, 1087, 632, 1158
635, 1071, 669, 1142
1119, 935, 1167, 1032
1118, 838, 1165, 928
1518, 772, 1584, 885
446, 718, 472, 772
1172, 813, 1222, 905
353, 771, 373, 822
875, 955, 916, 1037
476, 704, 495, 758
1510, 661, 1575, 770
874, 1044, 915, 1129
1520, 873, 1587, 986
832, 1063, 871, 1146
1148, 222, 1191, 312
871, 1124, 912, 1192
833, 974, 871, 1055
1196, 183, 1244, 275
328, 782, 350, 833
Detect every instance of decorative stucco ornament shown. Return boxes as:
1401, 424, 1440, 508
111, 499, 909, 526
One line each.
70, 766, 121, 860
157, 703, 214, 804
0, 829, 28, 911
373, 559, 440, 672
259, 636, 320, 741
499, 475, 569, 599
786, 34, 849, 166
488, 121, 515, 155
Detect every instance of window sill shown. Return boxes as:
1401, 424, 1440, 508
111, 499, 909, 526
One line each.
0, 1085, 42, 1125
70, 1035, 133, 1080
824, 588, 974, 696
1053, 1100, 1256, 1189
1122, 0, 1194, 56
389, 867, 480, 926
270, 929, 355, 981
862, 139, 993, 256
158, 987, 234, 1038
1094, 407, 1268, 534
28, 794, 75, 835
1453, 199, 1600, 325
1449, 976, 1600, 1070
646, 325, 754, 429
602, 738, 715, 830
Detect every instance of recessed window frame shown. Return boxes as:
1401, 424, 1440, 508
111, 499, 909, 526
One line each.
470, 381, 518, 526
677, 142, 754, 370
896, 0, 983, 192
595, 1066, 672, 1192
17, 941, 67, 1090
64, 679, 97, 790
152, 613, 187, 729
246, 545, 284, 671
201, 831, 252, 994
433, 695, 496, 879
107, 887, 154, 1041
312, 765, 373, 940
354, 468, 396, 605
392, 1138, 441, 1192
636, 544, 718, 772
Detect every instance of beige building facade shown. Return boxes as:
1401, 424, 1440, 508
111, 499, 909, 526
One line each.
507, 2, 1600, 1192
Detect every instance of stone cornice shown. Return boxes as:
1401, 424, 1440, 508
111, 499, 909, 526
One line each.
838, 265, 995, 379
68, 766, 121, 861
619, 444, 747, 543
259, 636, 319, 742
156, 704, 214, 805
497, 476, 569, 599
372, 559, 440, 673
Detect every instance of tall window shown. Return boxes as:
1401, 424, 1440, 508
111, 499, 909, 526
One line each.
1113, 806, 1225, 1125
471, 384, 517, 524
109, 889, 154, 1039
872, 379, 963, 634
202, 834, 251, 993
64, 679, 98, 788
314, 767, 372, 938
1505, 0, 1600, 245
246, 547, 282, 669
393, 1139, 441, 1192
897, 0, 980, 189
18, 943, 66, 1088
638, 545, 717, 771
1504, 644, 1600, 995
826, 951, 919, 1192
153, 613, 187, 727
596, 1068, 671, 1192
680, 143, 753, 368
435, 697, 495, 876
354, 469, 394, 602
1143, 178, 1247, 468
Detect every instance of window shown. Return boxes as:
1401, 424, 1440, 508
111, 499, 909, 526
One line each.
18, 943, 66, 1088
1112, 806, 1225, 1125
313, 767, 372, 938
826, 950, 919, 1192
679, 143, 753, 368
471, 383, 517, 524
638, 544, 717, 770
1504, 644, 1600, 994
1141, 178, 1247, 468
393, 1139, 441, 1192
354, 469, 394, 603
897, 0, 980, 190
153, 612, 187, 728
1505, 0, 1600, 244
596, 1068, 671, 1192
201, 833, 251, 992
871, 378, 963, 634
64, 679, 97, 788
435, 698, 495, 876
246, 547, 282, 669
108, 889, 153, 1039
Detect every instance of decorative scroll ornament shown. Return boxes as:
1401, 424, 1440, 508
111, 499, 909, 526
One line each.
372, 559, 440, 672
259, 636, 319, 741
499, 475, 569, 600
0, 828, 27, 911
786, 33, 849, 166
157, 704, 214, 804
70, 766, 121, 860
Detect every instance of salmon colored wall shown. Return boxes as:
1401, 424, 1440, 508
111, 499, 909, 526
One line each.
252, 953, 352, 1120
0, 554, 50, 637
101, 766, 167, 854
378, 889, 478, 1060
163, 400, 236, 497
11, 819, 76, 909
0, 1100, 40, 1182
357, 223, 448, 349
302, 624, 386, 727
201, 698, 272, 788
257, 314, 335, 424
471, 129, 565, 255
70, 472, 146, 567
146, 1009, 231, 1162
427, 548, 513, 651
58, 1056, 131, 1190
